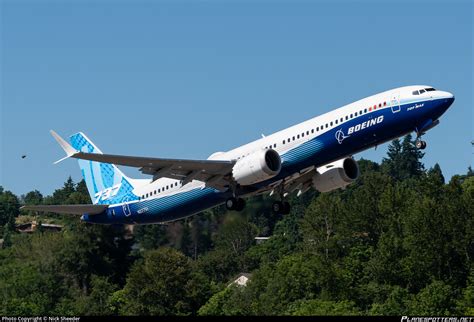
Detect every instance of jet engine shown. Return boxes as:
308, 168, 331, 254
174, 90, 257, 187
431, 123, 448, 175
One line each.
233, 149, 281, 186
312, 157, 359, 192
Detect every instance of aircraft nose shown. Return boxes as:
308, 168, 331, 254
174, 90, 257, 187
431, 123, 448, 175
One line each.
445, 91, 455, 105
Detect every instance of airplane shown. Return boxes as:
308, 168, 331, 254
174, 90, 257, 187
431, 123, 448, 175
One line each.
22, 85, 455, 224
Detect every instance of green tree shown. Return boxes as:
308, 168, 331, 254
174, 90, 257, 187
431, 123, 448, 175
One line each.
23, 190, 43, 205
120, 247, 208, 315
75, 275, 118, 315
369, 286, 413, 315
286, 299, 361, 316
198, 285, 250, 316
243, 253, 344, 315
408, 280, 455, 315
456, 269, 474, 315
301, 192, 347, 259
0, 187, 20, 230
382, 134, 424, 180
133, 224, 169, 251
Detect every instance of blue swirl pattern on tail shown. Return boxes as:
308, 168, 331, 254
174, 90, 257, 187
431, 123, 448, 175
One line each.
69, 132, 138, 205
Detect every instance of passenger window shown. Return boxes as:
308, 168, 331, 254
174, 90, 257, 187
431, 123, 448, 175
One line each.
293, 136, 295, 141
297, 134, 300, 139
311, 129, 314, 133
330, 122, 333, 126
283, 140, 285, 144
340, 118, 343, 122
306, 131, 309, 135
364, 109, 367, 113
316, 127, 319, 131
355, 112, 358, 116
335, 120, 338, 124
345, 116, 348, 120
302, 133, 304, 137
326, 124, 328, 128
273, 144, 276, 148
166, 185, 169, 190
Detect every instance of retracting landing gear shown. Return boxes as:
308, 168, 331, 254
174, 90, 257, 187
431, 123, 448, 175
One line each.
226, 197, 246, 212
272, 201, 291, 215
415, 139, 427, 150
415, 126, 427, 150
271, 184, 291, 215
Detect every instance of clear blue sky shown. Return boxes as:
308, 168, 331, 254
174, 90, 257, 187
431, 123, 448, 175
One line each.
1, 0, 472, 197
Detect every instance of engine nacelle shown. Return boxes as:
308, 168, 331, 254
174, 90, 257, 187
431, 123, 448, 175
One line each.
312, 157, 359, 193
233, 149, 281, 186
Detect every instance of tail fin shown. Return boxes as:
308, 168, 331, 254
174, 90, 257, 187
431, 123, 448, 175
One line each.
69, 132, 139, 205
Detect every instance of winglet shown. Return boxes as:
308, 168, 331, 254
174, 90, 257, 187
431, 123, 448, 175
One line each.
50, 130, 78, 164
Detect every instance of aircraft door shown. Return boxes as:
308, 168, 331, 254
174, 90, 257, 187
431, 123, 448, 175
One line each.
122, 197, 132, 217
390, 92, 401, 113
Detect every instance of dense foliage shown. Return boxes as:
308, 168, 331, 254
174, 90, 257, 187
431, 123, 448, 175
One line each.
0, 135, 473, 316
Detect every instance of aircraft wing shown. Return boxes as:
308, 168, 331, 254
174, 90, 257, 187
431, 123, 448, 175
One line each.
21, 204, 108, 215
51, 130, 236, 190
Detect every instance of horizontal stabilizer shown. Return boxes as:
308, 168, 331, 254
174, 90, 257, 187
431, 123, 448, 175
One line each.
50, 130, 79, 164
21, 204, 108, 215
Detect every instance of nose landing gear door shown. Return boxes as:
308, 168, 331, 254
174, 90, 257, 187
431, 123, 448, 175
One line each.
390, 92, 401, 113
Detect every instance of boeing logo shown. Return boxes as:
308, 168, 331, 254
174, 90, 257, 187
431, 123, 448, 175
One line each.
347, 115, 384, 135
335, 129, 350, 144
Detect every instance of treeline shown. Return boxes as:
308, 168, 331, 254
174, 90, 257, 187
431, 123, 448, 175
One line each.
0, 134, 473, 316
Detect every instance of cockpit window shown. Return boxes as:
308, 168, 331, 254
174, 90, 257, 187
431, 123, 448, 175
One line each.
425, 87, 436, 92
412, 90, 419, 95
419, 89, 426, 94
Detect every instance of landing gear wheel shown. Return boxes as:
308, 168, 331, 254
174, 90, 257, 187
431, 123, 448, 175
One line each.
416, 140, 427, 150
282, 201, 291, 215
226, 197, 246, 211
272, 201, 283, 214
226, 198, 236, 211
235, 198, 246, 212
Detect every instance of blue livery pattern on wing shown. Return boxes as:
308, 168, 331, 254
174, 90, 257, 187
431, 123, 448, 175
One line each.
69, 132, 139, 205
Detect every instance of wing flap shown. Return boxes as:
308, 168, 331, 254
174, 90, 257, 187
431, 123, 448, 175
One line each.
21, 204, 108, 215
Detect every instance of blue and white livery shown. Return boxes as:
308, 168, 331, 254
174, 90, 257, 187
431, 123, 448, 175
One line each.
22, 85, 455, 224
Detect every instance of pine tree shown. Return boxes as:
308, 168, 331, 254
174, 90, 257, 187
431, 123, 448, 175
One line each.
382, 134, 424, 180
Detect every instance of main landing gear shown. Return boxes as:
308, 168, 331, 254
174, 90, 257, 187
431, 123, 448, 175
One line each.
225, 197, 246, 212
271, 184, 291, 215
272, 200, 291, 215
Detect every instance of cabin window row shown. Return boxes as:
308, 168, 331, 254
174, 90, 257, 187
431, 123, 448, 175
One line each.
245, 100, 389, 158
277, 101, 387, 145
140, 181, 181, 200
